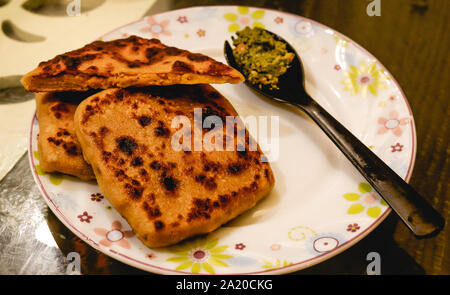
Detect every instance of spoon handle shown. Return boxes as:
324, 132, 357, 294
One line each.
297, 97, 445, 238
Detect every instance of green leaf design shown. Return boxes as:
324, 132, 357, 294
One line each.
262, 259, 273, 267
252, 22, 265, 29
209, 258, 228, 267
237, 6, 249, 14
205, 238, 219, 250
202, 262, 215, 274
380, 199, 388, 206
367, 206, 381, 218
191, 263, 201, 273
49, 174, 63, 185
211, 253, 233, 259
358, 182, 372, 194
368, 84, 378, 96
35, 165, 63, 185
228, 23, 240, 32
347, 203, 365, 214
167, 256, 189, 262
210, 245, 228, 253
35, 165, 45, 175
262, 259, 292, 270
33, 151, 40, 160
223, 13, 237, 21
175, 261, 193, 270
251, 10, 265, 19
343, 193, 360, 201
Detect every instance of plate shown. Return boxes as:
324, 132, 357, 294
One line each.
28, 6, 416, 274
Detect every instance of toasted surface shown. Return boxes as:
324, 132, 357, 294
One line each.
36, 92, 95, 180
74, 85, 274, 247
22, 35, 244, 92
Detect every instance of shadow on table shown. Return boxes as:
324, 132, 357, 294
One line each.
46, 209, 425, 275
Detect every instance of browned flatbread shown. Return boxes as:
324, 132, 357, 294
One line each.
74, 85, 275, 247
21, 35, 244, 92
36, 91, 95, 180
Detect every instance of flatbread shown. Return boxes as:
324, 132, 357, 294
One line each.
22, 35, 244, 92
36, 91, 95, 180
74, 85, 275, 247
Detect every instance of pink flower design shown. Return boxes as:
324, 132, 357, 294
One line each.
377, 110, 410, 137
90, 193, 104, 202
177, 16, 188, 23
270, 244, 281, 251
239, 16, 251, 25
334, 64, 341, 71
361, 193, 380, 206
197, 29, 206, 37
140, 16, 171, 38
274, 17, 283, 24
347, 223, 360, 232
94, 221, 134, 249
391, 142, 404, 152
235, 243, 246, 250
147, 253, 156, 259
77, 211, 92, 223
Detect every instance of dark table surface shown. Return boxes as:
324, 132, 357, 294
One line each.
0, 0, 448, 275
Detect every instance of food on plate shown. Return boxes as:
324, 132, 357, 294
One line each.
36, 91, 96, 180
232, 26, 294, 90
74, 85, 275, 247
21, 35, 244, 92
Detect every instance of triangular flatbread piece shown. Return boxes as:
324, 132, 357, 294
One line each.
22, 35, 244, 92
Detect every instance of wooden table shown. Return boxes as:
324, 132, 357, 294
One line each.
1, 0, 448, 275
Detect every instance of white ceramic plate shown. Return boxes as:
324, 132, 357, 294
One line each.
28, 6, 416, 274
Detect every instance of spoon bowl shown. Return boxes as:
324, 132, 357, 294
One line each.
224, 28, 444, 238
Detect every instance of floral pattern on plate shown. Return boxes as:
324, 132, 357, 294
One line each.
28, 6, 416, 274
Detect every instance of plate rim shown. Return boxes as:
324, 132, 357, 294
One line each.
28, 5, 417, 275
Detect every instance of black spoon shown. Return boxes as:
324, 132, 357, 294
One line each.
224, 29, 444, 238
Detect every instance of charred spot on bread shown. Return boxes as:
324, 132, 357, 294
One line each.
145, 47, 164, 62
50, 102, 70, 113
187, 198, 214, 221
154, 121, 170, 137
227, 163, 244, 174
194, 174, 217, 190
187, 53, 209, 62
138, 115, 152, 127
143, 202, 162, 220
172, 60, 193, 73
115, 89, 124, 100
165, 47, 184, 56
125, 183, 143, 200
131, 156, 143, 167
63, 142, 79, 156
161, 174, 179, 192
154, 220, 165, 231
116, 136, 137, 155
150, 160, 161, 170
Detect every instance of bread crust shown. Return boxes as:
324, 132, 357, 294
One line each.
36, 92, 95, 180
22, 36, 244, 92
74, 85, 275, 247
